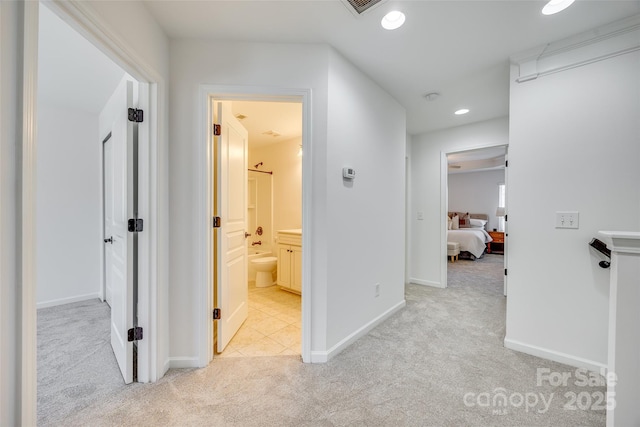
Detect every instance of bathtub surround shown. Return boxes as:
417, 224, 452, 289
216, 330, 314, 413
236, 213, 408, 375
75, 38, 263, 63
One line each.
247, 169, 274, 253
248, 136, 302, 243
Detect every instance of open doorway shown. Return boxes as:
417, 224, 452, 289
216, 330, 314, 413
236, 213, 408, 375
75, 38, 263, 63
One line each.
215, 101, 303, 358
211, 100, 303, 358
445, 145, 507, 295
198, 87, 312, 365
35, 3, 154, 423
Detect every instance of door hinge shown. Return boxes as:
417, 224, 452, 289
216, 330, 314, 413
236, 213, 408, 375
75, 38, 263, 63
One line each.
213, 216, 221, 228
505, 214, 508, 222
213, 308, 221, 320
128, 108, 144, 123
505, 160, 508, 167
128, 218, 144, 232
127, 326, 143, 342
504, 268, 508, 276
213, 124, 221, 136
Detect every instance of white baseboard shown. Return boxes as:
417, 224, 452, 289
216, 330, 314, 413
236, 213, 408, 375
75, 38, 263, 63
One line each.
36, 292, 100, 309
409, 278, 445, 288
504, 338, 607, 374
310, 299, 406, 363
169, 357, 200, 369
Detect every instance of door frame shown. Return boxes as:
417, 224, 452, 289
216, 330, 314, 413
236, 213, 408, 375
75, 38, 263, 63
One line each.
20, 0, 166, 421
198, 85, 312, 365
440, 143, 509, 289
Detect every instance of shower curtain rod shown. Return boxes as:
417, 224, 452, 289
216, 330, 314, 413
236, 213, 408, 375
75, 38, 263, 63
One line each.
248, 168, 273, 175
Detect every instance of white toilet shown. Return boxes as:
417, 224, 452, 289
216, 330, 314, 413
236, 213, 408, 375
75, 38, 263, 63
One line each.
251, 256, 277, 287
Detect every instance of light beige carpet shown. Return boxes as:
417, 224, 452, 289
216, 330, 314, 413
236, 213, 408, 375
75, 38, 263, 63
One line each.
38, 254, 605, 426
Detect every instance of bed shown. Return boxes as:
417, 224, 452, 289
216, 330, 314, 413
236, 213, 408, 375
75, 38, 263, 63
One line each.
447, 212, 493, 260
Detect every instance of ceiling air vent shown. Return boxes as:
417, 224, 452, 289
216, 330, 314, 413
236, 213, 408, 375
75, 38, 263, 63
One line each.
342, 0, 387, 16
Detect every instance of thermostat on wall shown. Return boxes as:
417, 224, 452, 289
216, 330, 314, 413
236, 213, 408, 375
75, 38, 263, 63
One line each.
343, 167, 356, 179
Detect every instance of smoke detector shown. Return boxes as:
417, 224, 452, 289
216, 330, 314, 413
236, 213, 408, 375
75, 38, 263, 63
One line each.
341, 0, 387, 17
423, 92, 441, 102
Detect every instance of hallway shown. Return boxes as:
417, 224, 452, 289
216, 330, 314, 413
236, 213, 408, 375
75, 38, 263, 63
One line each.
44, 255, 605, 426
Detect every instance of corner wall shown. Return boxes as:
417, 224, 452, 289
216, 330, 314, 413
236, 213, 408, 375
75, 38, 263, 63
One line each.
506, 48, 640, 370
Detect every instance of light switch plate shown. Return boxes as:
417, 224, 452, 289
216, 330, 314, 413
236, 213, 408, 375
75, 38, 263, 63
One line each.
556, 211, 579, 229
417, 211, 424, 220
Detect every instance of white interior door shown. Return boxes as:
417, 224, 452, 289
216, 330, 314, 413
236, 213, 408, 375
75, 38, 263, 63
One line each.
215, 102, 249, 353
103, 79, 135, 384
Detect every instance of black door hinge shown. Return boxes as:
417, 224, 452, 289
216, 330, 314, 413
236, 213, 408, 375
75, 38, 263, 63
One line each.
128, 326, 143, 342
128, 108, 144, 123
505, 214, 508, 222
213, 308, 221, 320
213, 217, 221, 228
504, 268, 508, 276
213, 124, 221, 136
505, 160, 508, 167
128, 218, 143, 232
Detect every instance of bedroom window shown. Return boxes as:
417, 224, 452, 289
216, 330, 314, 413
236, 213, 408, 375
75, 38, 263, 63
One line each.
498, 183, 506, 232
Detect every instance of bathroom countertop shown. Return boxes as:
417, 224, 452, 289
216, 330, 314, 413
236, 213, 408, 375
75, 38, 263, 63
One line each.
278, 229, 302, 235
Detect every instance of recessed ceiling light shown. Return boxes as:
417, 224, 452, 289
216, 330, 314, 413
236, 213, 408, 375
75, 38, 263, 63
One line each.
454, 109, 470, 115
542, 0, 575, 15
381, 11, 405, 30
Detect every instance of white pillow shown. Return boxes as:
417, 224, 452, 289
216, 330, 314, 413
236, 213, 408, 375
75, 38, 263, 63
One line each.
469, 218, 487, 228
447, 216, 452, 230
451, 215, 459, 230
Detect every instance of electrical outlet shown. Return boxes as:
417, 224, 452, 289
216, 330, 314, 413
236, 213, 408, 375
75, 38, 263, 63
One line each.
556, 211, 579, 229
375, 283, 380, 297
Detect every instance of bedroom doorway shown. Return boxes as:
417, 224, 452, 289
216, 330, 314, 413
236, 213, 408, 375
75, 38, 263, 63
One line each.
445, 145, 508, 296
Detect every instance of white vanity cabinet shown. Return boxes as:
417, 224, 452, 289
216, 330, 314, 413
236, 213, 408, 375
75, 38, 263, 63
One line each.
277, 230, 302, 294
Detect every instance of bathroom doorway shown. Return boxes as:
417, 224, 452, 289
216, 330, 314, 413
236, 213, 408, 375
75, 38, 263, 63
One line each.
199, 91, 310, 364
222, 100, 303, 358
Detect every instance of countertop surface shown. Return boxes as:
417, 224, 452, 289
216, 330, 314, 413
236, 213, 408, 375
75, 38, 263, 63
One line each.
278, 229, 302, 235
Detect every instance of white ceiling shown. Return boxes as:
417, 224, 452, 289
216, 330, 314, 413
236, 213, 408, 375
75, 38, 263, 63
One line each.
38, 5, 126, 114
38, 1, 640, 136
447, 146, 506, 174
231, 101, 302, 148
145, 0, 640, 135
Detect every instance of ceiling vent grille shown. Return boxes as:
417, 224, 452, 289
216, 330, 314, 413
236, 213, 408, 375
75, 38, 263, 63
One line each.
342, 0, 386, 16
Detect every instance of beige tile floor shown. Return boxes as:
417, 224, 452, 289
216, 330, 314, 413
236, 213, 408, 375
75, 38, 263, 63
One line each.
218, 282, 301, 358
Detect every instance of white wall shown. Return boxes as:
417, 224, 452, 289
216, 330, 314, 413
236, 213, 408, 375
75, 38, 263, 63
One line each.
325, 49, 406, 350
36, 105, 102, 307
506, 49, 640, 370
169, 40, 406, 362
448, 169, 504, 231
169, 40, 330, 361
410, 117, 509, 287
248, 136, 302, 251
